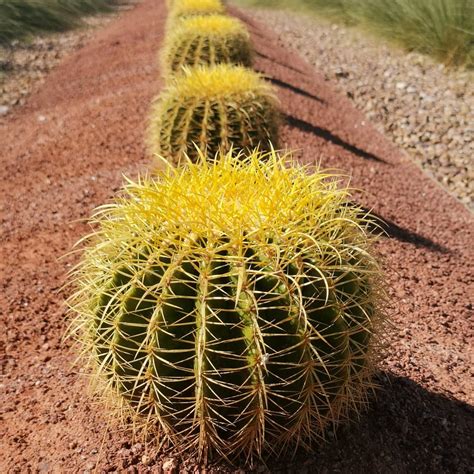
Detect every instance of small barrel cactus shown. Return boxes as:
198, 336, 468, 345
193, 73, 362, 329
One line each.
68, 150, 386, 464
148, 64, 279, 165
162, 15, 252, 76
170, 0, 225, 20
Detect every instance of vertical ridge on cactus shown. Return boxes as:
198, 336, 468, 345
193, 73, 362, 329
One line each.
162, 15, 253, 76
148, 64, 279, 164
68, 150, 386, 465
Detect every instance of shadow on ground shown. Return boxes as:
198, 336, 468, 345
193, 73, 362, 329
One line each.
284, 113, 388, 164
256, 51, 307, 75
269, 373, 474, 473
259, 74, 325, 103
360, 206, 450, 253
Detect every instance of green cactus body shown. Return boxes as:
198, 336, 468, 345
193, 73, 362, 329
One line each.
69, 151, 385, 463
162, 15, 253, 76
148, 65, 279, 165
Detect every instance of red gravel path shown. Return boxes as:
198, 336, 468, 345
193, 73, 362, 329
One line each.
1, 1, 473, 472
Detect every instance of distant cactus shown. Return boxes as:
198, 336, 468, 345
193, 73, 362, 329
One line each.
162, 15, 252, 76
170, 0, 225, 20
148, 64, 279, 164
68, 150, 386, 464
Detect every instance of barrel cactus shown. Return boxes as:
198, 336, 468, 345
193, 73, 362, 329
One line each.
68, 150, 386, 464
148, 64, 279, 165
170, 0, 225, 20
162, 15, 252, 76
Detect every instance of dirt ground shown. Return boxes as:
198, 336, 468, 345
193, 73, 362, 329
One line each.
1, 0, 473, 472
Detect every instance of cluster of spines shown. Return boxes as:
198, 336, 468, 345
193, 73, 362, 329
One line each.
168, 0, 225, 22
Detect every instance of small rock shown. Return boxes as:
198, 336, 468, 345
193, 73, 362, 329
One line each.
0, 105, 9, 116
334, 68, 349, 78
162, 457, 178, 474
131, 443, 142, 454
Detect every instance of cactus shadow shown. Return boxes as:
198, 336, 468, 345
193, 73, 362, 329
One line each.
261, 75, 326, 104
284, 113, 388, 164
255, 51, 308, 76
361, 207, 451, 254
270, 373, 474, 473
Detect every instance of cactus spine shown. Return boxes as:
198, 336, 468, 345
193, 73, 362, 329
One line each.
148, 64, 279, 164
69, 151, 385, 464
162, 15, 253, 76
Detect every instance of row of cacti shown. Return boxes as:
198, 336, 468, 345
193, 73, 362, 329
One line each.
149, 0, 279, 164
68, 0, 386, 467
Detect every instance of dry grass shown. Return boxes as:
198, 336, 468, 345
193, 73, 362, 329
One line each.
0, 0, 123, 45
233, 0, 474, 68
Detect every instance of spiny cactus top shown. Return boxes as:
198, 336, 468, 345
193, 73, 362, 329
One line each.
162, 15, 253, 76
170, 0, 225, 20
148, 64, 279, 165
68, 150, 386, 464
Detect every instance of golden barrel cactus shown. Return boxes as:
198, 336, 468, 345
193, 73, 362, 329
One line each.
162, 14, 252, 76
68, 150, 386, 464
148, 64, 279, 165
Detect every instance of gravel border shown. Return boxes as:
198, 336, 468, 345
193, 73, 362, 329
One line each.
239, 7, 473, 209
0, 13, 124, 117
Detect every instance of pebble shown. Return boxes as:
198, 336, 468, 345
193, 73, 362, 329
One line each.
162, 457, 178, 474
247, 8, 473, 209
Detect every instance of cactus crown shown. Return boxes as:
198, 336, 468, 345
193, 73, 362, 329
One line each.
169, 64, 266, 98
162, 15, 252, 75
69, 150, 385, 464
170, 0, 225, 18
148, 65, 279, 164
174, 14, 248, 36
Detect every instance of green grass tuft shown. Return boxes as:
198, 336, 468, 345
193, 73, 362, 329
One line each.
0, 0, 122, 45
233, 0, 474, 68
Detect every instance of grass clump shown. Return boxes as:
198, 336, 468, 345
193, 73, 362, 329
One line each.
347, 0, 474, 67
162, 14, 252, 76
233, 0, 474, 68
0, 0, 121, 45
148, 64, 279, 165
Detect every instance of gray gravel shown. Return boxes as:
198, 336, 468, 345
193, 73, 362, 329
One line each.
0, 14, 121, 115
243, 7, 473, 209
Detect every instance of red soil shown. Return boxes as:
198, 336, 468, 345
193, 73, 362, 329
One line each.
1, 1, 472, 472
